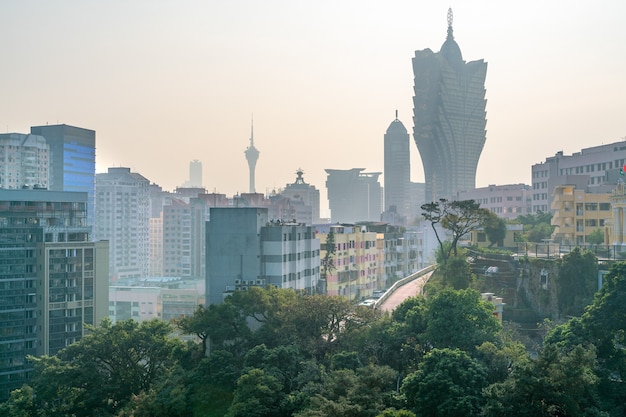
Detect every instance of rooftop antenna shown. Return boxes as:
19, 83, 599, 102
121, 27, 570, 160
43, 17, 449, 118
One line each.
446, 7, 454, 40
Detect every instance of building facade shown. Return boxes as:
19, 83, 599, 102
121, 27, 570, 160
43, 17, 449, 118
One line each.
412, 9, 487, 202
456, 183, 532, 220
206, 208, 320, 305
0, 189, 108, 399
384, 112, 411, 222
550, 184, 612, 245
0, 133, 49, 189
30, 124, 96, 227
532, 141, 626, 214
316, 224, 379, 301
325, 168, 382, 223
95, 167, 150, 282
278, 169, 321, 224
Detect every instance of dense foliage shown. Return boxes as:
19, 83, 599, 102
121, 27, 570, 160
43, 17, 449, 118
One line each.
3, 261, 626, 416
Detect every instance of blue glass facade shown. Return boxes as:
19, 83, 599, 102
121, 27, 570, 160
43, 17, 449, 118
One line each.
30, 125, 96, 229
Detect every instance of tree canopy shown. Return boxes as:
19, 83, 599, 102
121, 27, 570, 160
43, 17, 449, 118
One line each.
421, 199, 491, 265
3, 273, 626, 417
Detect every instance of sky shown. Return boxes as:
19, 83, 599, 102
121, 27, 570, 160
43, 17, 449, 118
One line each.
2, 1, 625, 216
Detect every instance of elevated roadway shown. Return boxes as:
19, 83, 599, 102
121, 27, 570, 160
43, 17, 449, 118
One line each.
376, 265, 436, 312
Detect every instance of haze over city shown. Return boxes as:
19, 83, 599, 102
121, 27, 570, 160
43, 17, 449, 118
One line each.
2, 1, 625, 215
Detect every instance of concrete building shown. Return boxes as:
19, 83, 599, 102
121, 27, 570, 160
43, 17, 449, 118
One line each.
325, 168, 382, 223
206, 207, 320, 304
163, 199, 192, 277
456, 183, 532, 220
316, 224, 378, 300
550, 183, 612, 245
0, 133, 49, 189
30, 124, 96, 228
532, 140, 626, 213
413, 9, 487, 202
95, 167, 150, 282
109, 277, 204, 323
377, 227, 424, 288
278, 169, 321, 224
0, 189, 108, 400
37, 240, 109, 355
384, 112, 411, 222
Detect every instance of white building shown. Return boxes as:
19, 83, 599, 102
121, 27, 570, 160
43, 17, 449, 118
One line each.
96, 167, 151, 282
0, 133, 49, 189
532, 140, 626, 213
456, 183, 532, 220
206, 208, 320, 304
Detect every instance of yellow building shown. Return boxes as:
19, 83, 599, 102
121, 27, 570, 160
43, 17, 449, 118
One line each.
550, 184, 611, 245
317, 224, 379, 300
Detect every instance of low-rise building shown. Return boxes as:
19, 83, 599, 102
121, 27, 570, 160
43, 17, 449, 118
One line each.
550, 183, 612, 245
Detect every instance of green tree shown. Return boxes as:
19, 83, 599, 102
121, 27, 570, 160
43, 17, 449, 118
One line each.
545, 262, 626, 414
422, 199, 490, 266
514, 211, 554, 242
176, 302, 250, 356
556, 247, 598, 317
401, 348, 488, 417
27, 319, 184, 417
441, 255, 473, 289
320, 228, 337, 294
586, 228, 605, 246
296, 365, 397, 417
0, 385, 40, 417
424, 288, 501, 353
483, 211, 507, 247
483, 344, 601, 417
227, 368, 285, 417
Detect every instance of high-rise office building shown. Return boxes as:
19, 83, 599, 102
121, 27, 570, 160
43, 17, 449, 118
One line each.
412, 9, 487, 202
244, 119, 260, 193
95, 167, 150, 282
0, 133, 49, 189
384, 111, 411, 221
325, 168, 381, 223
30, 124, 96, 227
183, 160, 203, 188
0, 189, 108, 400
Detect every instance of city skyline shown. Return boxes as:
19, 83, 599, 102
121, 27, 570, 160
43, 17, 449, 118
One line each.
2, 1, 625, 216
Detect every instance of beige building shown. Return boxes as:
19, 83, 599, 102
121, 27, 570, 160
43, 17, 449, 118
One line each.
317, 224, 379, 300
550, 184, 611, 245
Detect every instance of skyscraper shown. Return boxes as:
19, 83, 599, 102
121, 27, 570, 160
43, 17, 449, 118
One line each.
244, 119, 260, 193
95, 167, 150, 282
325, 168, 381, 223
0, 189, 108, 400
412, 9, 487, 202
384, 111, 411, 220
184, 160, 203, 188
30, 124, 96, 227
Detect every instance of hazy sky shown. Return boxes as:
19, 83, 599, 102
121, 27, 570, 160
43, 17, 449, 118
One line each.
2, 1, 625, 216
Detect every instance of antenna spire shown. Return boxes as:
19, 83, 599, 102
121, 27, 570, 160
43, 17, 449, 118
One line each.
446, 8, 454, 40
250, 114, 254, 146
395, 109, 398, 120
